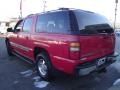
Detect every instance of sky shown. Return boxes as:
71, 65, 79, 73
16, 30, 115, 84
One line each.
0, 0, 120, 23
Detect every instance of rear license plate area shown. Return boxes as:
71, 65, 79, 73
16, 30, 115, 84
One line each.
96, 57, 106, 67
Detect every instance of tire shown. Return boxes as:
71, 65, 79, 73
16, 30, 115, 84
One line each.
36, 52, 53, 81
6, 40, 13, 56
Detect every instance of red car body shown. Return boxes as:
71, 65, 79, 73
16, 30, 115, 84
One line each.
6, 8, 116, 77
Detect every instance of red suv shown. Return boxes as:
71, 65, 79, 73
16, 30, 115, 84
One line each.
6, 8, 116, 80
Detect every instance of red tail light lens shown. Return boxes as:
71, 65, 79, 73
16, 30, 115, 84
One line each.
70, 43, 80, 60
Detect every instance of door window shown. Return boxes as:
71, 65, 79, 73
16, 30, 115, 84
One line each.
14, 20, 23, 32
23, 18, 33, 32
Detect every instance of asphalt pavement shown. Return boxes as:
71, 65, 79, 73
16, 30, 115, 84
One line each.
0, 35, 120, 90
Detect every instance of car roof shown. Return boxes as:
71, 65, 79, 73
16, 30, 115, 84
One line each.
26, 8, 96, 17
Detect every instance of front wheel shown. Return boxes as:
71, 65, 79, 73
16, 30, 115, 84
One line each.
36, 52, 53, 81
6, 41, 13, 56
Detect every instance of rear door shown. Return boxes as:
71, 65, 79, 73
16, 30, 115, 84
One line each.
72, 10, 115, 60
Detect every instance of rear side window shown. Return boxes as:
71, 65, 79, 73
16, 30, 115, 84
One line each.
36, 11, 70, 34
73, 11, 114, 34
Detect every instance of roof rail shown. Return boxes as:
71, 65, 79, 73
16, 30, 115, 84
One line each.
37, 8, 69, 15
27, 14, 34, 17
58, 8, 69, 10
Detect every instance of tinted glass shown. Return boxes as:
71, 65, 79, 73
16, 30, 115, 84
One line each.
74, 10, 114, 34
36, 11, 70, 33
23, 18, 33, 32
14, 20, 23, 32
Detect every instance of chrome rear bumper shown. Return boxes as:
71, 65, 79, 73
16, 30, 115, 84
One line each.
76, 53, 118, 76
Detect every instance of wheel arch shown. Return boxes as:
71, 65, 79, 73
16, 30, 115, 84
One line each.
33, 47, 51, 61
5, 38, 9, 43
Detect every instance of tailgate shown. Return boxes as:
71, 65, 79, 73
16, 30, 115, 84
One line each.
79, 34, 115, 61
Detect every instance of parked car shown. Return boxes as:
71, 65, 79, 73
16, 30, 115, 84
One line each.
6, 8, 117, 81
115, 29, 120, 36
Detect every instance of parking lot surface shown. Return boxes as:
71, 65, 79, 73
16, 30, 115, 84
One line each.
0, 36, 120, 90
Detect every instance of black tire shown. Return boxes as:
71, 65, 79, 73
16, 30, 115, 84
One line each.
6, 40, 13, 56
36, 52, 53, 81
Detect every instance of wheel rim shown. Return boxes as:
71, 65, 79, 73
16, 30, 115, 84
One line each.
38, 58, 47, 76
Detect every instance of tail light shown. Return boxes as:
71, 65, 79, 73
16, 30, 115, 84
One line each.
70, 42, 80, 60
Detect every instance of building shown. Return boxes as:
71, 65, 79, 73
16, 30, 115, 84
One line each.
0, 21, 9, 34
0, 18, 19, 34
8, 18, 19, 29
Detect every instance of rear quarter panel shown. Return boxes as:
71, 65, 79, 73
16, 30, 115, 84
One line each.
31, 33, 78, 72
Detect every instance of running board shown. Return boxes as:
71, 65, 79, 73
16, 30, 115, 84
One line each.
12, 52, 35, 65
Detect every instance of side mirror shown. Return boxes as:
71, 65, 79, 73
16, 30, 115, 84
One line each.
16, 29, 20, 32
7, 28, 13, 32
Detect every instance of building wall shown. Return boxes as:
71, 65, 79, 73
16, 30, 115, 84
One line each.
0, 22, 8, 34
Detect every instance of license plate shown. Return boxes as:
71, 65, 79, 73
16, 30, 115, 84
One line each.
97, 57, 106, 67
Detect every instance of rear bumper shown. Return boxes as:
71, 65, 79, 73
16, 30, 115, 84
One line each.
76, 53, 117, 76
52, 53, 118, 75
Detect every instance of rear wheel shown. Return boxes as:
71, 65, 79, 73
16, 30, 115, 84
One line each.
36, 52, 53, 81
6, 40, 13, 56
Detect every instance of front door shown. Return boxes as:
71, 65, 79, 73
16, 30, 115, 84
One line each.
17, 17, 33, 59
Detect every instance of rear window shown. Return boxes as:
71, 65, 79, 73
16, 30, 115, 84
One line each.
73, 10, 114, 34
36, 11, 70, 34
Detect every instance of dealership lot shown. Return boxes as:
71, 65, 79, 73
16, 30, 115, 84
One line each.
0, 36, 120, 90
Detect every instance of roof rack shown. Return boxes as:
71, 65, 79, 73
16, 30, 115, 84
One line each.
27, 14, 35, 17
58, 8, 69, 10
36, 8, 69, 15
27, 8, 95, 17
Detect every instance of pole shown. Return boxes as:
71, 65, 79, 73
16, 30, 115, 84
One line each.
114, 0, 118, 29
43, 0, 46, 12
20, 0, 22, 19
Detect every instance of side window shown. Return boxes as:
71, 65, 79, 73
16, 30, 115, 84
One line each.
36, 16, 46, 32
36, 11, 70, 33
23, 18, 33, 32
47, 21, 55, 32
14, 20, 23, 32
